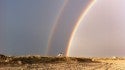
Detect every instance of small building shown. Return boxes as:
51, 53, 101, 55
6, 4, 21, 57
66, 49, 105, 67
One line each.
57, 52, 63, 57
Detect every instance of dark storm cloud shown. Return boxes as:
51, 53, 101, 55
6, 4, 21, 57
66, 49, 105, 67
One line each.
0, 0, 64, 56
0, 0, 6, 54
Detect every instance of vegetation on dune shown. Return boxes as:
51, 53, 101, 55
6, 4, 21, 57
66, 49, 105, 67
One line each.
9, 57, 94, 64
0, 54, 95, 65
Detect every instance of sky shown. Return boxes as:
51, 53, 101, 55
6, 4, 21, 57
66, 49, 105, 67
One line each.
69, 0, 125, 57
1, 0, 125, 57
0, 0, 90, 56
47, 0, 89, 55
0, 0, 66, 55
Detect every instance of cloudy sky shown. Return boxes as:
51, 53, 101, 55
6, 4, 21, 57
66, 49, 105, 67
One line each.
1, 0, 125, 57
0, 0, 90, 56
0, 0, 65, 55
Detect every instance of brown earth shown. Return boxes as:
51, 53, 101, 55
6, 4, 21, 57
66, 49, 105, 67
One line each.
0, 55, 125, 70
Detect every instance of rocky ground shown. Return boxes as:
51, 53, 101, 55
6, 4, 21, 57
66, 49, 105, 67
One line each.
0, 54, 125, 70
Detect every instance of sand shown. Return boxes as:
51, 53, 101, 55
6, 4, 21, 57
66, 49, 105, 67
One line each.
0, 55, 125, 70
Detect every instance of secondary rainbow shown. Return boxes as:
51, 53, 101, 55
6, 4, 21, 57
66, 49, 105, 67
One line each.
46, 0, 69, 55
66, 0, 96, 56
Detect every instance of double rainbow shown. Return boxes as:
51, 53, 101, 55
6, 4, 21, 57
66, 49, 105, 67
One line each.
47, 0, 96, 56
